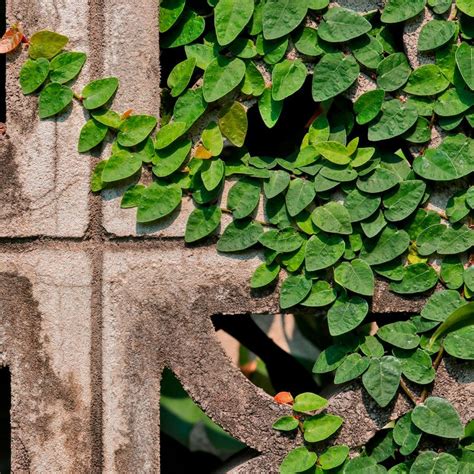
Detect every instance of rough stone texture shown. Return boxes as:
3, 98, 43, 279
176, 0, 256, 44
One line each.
2, 0, 91, 237
0, 251, 92, 472
102, 248, 295, 473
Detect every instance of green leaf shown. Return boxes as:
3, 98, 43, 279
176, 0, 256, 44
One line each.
227, 178, 260, 219
294, 27, 325, 57
412, 397, 464, 438
19, 58, 50, 94
303, 414, 343, 443
394, 348, 435, 384
457, 0, 474, 16
393, 412, 422, 456
434, 87, 474, 117
369, 431, 397, 463
203, 57, 246, 103
361, 335, 385, 358
251, 262, 280, 289
328, 296, 368, 336
428, 301, 474, 349
402, 117, 431, 144
118, 115, 157, 147
159, 0, 186, 33
202, 121, 224, 157
259, 227, 304, 253
345, 189, 381, 223
167, 58, 196, 98
241, 61, 266, 96
185, 206, 222, 243
410, 452, 458, 474
153, 138, 191, 177
383, 180, 426, 222
313, 344, 350, 373
318, 445, 349, 470
305, 233, 345, 271
345, 456, 386, 473
428, 0, 452, 14
446, 189, 471, 223
444, 325, 474, 360
404, 64, 450, 96
264, 170, 290, 199
285, 178, 316, 216
362, 356, 401, 407
218, 101, 248, 147
334, 353, 370, 384
464, 266, 474, 292
136, 182, 182, 223
381, 0, 426, 23
359, 226, 410, 266
38, 83, 73, 119
78, 119, 108, 153
437, 224, 474, 255
351, 35, 384, 69
121, 184, 145, 209
313, 141, 351, 165
376, 53, 411, 92
91, 109, 122, 129
272, 416, 299, 432
361, 210, 387, 238
389, 263, 438, 294
312, 53, 359, 102
311, 202, 352, 235
416, 224, 446, 256
272, 60, 307, 100
29, 30, 68, 59
49, 52, 87, 84
354, 89, 385, 125
279, 447, 317, 474
368, 99, 418, 141
280, 274, 312, 309
101, 150, 142, 183
91, 161, 107, 192
378, 321, 420, 349
155, 122, 187, 150
441, 256, 464, 289
262, 0, 308, 40
214, 0, 254, 46
334, 259, 374, 296
173, 88, 208, 130
293, 392, 328, 413
421, 290, 466, 322
456, 43, 474, 91
318, 7, 371, 43
217, 219, 264, 252
418, 20, 456, 52
258, 87, 283, 128
82, 77, 119, 110
301, 280, 337, 307
161, 10, 205, 48
201, 159, 225, 191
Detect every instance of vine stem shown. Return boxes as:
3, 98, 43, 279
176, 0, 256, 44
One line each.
420, 346, 445, 403
399, 377, 418, 406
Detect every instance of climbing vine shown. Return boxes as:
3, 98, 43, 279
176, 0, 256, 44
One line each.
1, 0, 473, 471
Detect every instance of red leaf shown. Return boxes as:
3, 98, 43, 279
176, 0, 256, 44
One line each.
0, 24, 24, 54
274, 391, 294, 405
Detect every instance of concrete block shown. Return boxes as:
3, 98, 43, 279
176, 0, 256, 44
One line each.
0, 250, 93, 472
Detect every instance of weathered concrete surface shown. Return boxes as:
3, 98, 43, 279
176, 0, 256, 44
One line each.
102, 248, 294, 473
0, 251, 93, 472
2, 0, 91, 237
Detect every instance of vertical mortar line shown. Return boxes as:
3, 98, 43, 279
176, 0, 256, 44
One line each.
87, 1, 106, 471
0, 0, 6, 124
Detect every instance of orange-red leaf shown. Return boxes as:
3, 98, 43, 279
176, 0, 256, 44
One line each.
0, 25, 24, 54
274, 391, 294, 405
121, 109, 133, 120
194, 144, 213, 159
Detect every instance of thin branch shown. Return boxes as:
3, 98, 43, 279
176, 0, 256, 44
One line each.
399, 377, 418, 406
420, 346, 445, 403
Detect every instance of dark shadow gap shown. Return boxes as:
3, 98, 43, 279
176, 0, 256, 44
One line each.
0, 1, 6, 123
0, 367, 11, 473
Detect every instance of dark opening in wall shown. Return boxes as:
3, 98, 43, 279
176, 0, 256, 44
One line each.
0, 367, 11, 473
0, 2, 6, 123
245, 77, 317, 157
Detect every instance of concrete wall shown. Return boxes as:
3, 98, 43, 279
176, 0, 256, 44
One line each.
0, 1, 472, 473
